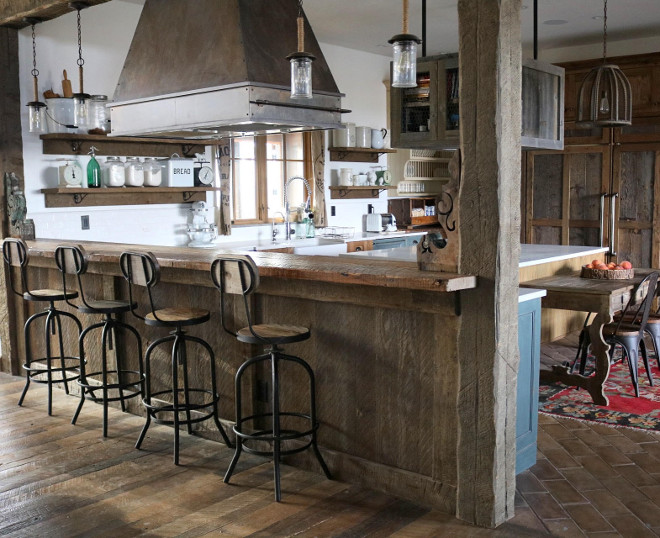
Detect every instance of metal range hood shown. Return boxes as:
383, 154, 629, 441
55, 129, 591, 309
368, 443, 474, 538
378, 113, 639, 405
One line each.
110, 0, 346, 139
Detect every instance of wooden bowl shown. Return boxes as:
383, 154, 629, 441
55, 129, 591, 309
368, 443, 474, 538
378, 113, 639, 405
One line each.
580, 266, 634, 280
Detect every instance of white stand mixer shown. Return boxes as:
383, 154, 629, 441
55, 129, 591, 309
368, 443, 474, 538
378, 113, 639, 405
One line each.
187, 201, 217, 248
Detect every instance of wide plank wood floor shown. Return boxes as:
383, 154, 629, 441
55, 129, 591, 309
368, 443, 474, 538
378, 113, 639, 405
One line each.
2, 333, 660, 537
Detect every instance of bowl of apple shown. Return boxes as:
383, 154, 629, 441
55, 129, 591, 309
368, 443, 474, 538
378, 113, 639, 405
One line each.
581, 259, 634, 279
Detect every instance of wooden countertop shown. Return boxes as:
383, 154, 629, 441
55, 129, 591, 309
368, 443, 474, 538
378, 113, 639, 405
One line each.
25, 239, 476, 293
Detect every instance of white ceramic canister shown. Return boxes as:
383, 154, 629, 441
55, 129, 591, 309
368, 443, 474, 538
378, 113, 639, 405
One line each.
102, 157, 125, 187
339, 167, 352, 186
345, 123, 356, 147
143, 157, 163, 187
356, 126, 370, 148
124, 157, 144, 187
332, 127, 350, 147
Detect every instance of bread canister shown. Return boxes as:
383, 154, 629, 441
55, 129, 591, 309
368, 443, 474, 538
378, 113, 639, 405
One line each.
166, 154, 194, 187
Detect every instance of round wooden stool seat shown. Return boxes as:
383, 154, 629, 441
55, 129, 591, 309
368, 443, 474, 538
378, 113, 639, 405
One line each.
77, 299, 135, 315
145, 307, 210, 327
24, 289, 78, 302
237, 323, 310, 345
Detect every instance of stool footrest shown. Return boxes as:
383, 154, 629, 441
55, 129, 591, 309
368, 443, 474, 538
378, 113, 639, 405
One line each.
23, 357, 80, 384
79, 369, 143, 391
143, 388, 219, 426
234, 411, 319, 444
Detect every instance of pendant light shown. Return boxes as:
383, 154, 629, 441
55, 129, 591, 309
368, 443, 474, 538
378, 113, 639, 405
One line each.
26, 19, 47, 134
576, 0, 632, 127
389, 0, 422, 88
70, 2, 91, 128
287, 0, 315, 99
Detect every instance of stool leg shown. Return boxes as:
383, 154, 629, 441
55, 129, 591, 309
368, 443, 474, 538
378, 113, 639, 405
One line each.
171, 334, 182, 465
136, 341, 156, 451
178, 338, 193, 436
115, 319, 145, 405
72, 321, 104, 426
52, 310, 70, 395
187, 334, 233, 448
271, 351, 282, 502
44, 309, 55, 416
224, 359, 249, 484
101, 322, 111, 438
109, 321, 126, 412
18, 310, 48, 407
641, 339, 653, 387
282, 352, 332, 480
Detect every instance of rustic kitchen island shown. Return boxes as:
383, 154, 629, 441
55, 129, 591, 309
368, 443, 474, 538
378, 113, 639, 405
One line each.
4, 239, 476, 515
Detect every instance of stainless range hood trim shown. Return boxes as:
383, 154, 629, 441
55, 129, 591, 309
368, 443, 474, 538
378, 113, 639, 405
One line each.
109, 86, 345, 139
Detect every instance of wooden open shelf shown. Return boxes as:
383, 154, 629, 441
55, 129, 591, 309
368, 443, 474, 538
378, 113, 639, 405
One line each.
41, 187, 220, 208
40, 133, 221, 158
329, 186, 397, 199
328, 147, 397, 163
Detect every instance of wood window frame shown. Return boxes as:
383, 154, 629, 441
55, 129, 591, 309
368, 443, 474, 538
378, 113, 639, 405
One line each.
231, 132, 313, 225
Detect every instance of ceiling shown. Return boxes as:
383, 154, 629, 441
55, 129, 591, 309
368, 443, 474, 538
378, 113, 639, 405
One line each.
302, 0, 660, 57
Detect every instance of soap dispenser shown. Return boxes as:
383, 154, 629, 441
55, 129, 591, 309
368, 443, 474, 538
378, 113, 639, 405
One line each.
87, 146, 101, 188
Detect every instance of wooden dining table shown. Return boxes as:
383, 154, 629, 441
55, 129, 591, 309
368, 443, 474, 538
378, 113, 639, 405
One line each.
520, 269, 655, 406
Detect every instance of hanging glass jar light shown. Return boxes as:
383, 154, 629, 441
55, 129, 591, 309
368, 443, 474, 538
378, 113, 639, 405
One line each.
26, 19, 47, 134
287, 0, 315, 99
576, 0, 632, 127
70, 2, 91, 129
389, 0, 421, 88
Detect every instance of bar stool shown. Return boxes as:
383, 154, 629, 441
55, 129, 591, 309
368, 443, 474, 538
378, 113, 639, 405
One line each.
2, 238, 82, 415
119, 250, 232, 464
211, 254, 331, 501
54, 245, 144, 437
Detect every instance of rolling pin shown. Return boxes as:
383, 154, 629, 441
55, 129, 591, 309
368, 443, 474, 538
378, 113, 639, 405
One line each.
61, 70, 73, 98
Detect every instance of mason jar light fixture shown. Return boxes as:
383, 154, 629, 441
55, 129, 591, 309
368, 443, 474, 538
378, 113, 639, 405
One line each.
70, 2, 91, 129
389, 0, 422, 88
26, 18, 47, 134
287, 0, 315, 99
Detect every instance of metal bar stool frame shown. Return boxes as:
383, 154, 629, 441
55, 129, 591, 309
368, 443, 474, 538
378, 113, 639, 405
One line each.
120, 250, 232, 464
2, 238, 82, 415
54, 245, 144, 437
211, 254, 331, 501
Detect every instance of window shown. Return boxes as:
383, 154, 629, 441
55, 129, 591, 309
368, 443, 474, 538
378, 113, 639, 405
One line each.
231, 132, 313, 224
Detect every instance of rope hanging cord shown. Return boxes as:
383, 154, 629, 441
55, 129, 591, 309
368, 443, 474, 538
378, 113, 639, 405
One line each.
402, 0, 409, 34
77, 8, 85, 93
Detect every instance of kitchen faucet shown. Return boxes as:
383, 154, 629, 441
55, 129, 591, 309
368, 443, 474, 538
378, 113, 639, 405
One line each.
283, 176, 311, 240
271, 211, 286, 242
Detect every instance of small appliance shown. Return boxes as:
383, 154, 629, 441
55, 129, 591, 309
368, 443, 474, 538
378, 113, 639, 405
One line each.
365, 212, 397, 233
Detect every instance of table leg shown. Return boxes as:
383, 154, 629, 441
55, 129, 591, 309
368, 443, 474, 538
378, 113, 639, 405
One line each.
539, 311, 612, 406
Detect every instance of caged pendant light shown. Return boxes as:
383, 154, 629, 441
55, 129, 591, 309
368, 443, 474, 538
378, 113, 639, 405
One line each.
389, 0, 422, 88
576, 0, 632, 127
26, 18, 47, 133
70, 2, 91, 129
287, 0, 315, 99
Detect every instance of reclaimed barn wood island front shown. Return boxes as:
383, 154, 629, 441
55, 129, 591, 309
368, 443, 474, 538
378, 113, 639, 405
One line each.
6, 239, 476, 514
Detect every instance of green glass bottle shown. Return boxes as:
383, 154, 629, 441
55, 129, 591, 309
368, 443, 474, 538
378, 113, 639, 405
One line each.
87, 146, 101, 188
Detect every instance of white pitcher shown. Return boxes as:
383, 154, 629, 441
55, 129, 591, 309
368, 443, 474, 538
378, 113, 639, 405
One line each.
371, 128, 388, 149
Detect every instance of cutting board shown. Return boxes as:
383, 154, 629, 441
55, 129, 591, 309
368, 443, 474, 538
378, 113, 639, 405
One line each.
61, 70, 73, 98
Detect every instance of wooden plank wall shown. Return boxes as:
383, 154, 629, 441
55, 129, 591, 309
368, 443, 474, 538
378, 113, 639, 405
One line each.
0, 27, 25, 374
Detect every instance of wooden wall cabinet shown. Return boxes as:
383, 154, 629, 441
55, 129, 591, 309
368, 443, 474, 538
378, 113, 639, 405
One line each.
390, 56, 459, 150
388, 197, 439, 229
521, 59, 564, 151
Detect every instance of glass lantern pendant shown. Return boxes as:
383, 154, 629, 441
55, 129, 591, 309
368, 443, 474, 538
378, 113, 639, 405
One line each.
288, 1, 315, 99
26, 20, 47, 134
389, 0, 422, 88
576, 0, 632, 127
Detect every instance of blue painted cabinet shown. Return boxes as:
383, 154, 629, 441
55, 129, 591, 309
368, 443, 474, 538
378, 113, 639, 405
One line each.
516, 297, 542, 474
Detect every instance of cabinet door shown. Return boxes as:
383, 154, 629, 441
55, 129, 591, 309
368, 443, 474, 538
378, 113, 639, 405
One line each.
612, 144, 660, 268
627, 65, 660, 118
525, 146, 610, 247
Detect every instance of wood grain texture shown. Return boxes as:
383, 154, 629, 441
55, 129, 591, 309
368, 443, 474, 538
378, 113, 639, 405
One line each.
456, 0, 521, 528
0, 0, 111, 28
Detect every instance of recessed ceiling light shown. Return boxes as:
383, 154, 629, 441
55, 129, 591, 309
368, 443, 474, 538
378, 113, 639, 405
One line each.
592, 15, 604, 20
543, 19, 568, 25
521, 5, 528, 9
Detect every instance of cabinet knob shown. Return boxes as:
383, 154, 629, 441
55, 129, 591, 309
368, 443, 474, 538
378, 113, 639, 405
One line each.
355, 246, 363, 251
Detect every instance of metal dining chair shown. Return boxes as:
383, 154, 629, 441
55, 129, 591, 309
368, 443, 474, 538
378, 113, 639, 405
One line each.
602, 271, 659, 397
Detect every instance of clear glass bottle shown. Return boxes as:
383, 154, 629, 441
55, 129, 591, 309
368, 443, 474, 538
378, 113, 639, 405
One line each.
305, 212, 315, 238
143, 157, 163, 187
102, 156, 125, 187
87, 146, 101, 188
124, 157, 144, 187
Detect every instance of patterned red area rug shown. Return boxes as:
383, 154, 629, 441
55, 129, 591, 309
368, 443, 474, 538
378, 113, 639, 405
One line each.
539, 356, 660, 431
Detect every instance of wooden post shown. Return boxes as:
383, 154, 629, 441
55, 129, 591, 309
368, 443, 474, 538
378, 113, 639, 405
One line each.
456, 0, 521, 527
0, 27, 25, 375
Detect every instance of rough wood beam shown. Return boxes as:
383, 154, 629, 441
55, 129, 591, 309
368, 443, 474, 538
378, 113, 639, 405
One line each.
456, 0, 522, 528
0, 0, 111, 29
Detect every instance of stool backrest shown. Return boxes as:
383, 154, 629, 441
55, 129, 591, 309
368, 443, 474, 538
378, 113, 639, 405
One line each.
211, 254, 260, 338
54, 244, 89, 309
2, 238, 29, 297
119, 251, 161, 320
